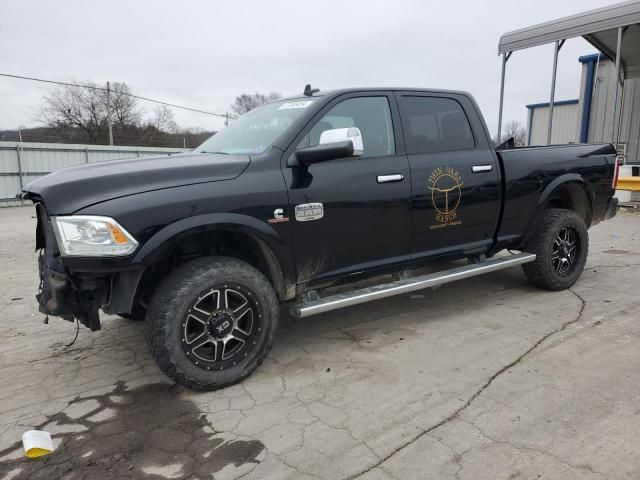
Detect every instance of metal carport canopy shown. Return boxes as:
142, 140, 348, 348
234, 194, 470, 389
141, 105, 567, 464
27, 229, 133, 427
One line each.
498, 0, 640, 79
495, 0, 640, 146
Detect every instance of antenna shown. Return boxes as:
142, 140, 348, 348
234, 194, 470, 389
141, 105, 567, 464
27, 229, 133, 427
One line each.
303, 84, 320, 97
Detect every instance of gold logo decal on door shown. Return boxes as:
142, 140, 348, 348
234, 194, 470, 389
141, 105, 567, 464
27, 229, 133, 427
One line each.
427, 166, 463, 229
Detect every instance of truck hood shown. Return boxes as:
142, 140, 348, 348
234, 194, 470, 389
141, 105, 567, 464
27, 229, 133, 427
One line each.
20, 152, 250, 214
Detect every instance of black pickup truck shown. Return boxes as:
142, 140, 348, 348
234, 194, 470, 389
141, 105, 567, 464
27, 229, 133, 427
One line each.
20, 87, 619, 390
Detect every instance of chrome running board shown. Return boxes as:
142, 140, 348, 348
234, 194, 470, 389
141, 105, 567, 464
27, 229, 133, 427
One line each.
290, 253, 536, 318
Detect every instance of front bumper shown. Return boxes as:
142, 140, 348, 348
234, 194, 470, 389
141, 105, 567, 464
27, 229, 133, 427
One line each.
35, 205, 142, 331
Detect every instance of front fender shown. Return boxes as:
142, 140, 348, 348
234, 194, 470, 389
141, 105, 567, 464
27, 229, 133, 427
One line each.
133, 213, 294, 285
106, 214, 295, 315
134, 213, 278, 261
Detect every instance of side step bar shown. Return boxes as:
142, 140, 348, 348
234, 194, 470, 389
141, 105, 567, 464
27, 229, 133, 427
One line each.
290, 253, 536, 318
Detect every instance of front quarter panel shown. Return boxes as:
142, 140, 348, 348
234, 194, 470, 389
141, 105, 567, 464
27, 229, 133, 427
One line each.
74, 154, 295, 284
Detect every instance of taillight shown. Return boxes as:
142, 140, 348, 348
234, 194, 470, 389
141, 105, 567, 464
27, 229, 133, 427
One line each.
613, 156, 621, 189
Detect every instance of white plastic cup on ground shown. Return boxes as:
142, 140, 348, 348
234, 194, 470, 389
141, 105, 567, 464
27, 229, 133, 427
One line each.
22, 430, 54, 458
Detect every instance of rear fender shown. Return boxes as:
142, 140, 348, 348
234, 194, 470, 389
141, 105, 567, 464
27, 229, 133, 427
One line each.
521, 174, 594, 246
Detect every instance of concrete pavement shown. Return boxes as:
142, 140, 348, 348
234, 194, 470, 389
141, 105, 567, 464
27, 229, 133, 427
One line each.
0, 206, 638, 479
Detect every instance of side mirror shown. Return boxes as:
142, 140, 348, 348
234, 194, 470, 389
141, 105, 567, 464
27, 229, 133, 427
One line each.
291, 127, 364, 166
319, 127, 364, 155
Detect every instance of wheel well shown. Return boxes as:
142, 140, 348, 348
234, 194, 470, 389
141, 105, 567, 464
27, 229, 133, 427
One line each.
545, 183, 592, 226
133, 229, 291, 311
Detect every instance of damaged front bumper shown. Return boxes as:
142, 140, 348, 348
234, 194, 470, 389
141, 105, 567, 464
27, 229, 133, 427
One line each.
35, 204, 142, 331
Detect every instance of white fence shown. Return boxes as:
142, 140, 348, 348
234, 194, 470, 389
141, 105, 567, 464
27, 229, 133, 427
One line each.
0, 141, 187, 207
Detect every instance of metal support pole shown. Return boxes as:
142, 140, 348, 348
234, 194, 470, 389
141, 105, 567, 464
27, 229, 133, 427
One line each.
611, 27, 623, 145
547, 40, 564, 145
497, 51, 511, 145
592, 55, 601, 102
616, 82, 627, 147
15, 144, 24, 203
107, 81, 114, 146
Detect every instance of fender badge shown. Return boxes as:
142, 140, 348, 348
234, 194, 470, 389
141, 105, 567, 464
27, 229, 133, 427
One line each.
268, 208, 290, 224
295, 203, 324, 222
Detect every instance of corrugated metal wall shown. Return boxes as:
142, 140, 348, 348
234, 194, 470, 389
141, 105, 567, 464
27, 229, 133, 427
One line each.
586, 60, 620, 144
617, 77, 640, 161
527, 102, 581, 145
0, 142, 187, 207
586, 58, 640, 161
526, 55, 640, 161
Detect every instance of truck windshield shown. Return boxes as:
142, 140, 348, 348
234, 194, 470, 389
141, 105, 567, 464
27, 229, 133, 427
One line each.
195, 99, 316, 155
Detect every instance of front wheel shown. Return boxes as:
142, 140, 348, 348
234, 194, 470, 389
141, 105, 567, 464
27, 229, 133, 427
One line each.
119, 303, 146, 322
522, 208, 589, 291
145, 256, 279, 390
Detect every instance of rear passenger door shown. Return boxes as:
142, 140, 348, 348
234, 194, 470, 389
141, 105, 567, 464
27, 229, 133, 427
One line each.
395, 93, 501, 258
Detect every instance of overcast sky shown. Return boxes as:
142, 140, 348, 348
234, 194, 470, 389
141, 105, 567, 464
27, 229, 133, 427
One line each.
0, 0, 620, 136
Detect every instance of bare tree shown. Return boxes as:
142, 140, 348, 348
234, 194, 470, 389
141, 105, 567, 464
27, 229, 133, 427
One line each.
39, 81, 106, 142
34, 79, 216, 147
138, 105, 179, 145
109, 82, 141, 127
230, 92, 282, 115
147, 105, 177, 133
38, 81, 140, 143
503, 120, 528, 146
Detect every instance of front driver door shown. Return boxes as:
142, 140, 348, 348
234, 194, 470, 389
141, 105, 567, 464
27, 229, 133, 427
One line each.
282, 93, 412, 283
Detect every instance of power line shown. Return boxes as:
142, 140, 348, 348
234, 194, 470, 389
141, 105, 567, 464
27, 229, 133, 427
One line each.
0, 72, 233, 119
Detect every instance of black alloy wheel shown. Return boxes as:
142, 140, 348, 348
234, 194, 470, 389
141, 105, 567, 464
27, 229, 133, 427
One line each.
181, 285, 259, 370
551, 227, 581, 277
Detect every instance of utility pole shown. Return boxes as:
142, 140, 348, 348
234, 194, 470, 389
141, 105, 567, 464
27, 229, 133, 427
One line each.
106, 81, 114, 146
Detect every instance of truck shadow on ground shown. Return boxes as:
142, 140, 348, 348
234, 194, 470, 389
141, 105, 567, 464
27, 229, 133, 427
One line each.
277, 266, 531, 336
0, 382, 265, 480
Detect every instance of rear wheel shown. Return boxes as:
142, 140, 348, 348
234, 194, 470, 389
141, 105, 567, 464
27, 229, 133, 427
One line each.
145, 256, 279, 390
522, 208, 588, 291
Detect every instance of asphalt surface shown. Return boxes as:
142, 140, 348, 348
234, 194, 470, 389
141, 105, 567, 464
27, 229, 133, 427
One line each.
0, 205, 639, 480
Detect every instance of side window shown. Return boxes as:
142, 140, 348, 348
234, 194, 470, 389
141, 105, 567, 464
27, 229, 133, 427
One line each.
399, 96, 475, 154
299, 97, 395, 157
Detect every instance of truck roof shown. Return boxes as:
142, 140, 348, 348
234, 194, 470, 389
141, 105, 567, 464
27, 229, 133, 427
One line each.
280, 87, 474, 102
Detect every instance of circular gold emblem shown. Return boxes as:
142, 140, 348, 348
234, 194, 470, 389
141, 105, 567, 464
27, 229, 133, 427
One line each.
427, 167, 464, 225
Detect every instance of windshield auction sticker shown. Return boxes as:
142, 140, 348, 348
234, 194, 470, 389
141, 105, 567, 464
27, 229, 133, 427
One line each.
428, 166, 463, 229
278, 101, 314, 110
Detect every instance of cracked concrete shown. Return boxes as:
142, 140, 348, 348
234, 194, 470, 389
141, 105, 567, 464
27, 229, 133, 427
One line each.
1, 206, 639, 479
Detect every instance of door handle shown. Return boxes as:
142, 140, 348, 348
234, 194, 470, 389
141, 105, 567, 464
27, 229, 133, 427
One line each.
472, 165, 493, 173
377, 174, 404, 183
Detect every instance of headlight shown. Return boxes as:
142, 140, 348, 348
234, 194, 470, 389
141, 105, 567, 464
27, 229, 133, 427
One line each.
51, 216, 138, 257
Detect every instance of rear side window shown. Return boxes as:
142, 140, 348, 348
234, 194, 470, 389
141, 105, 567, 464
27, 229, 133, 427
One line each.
399, 96, 475, 154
